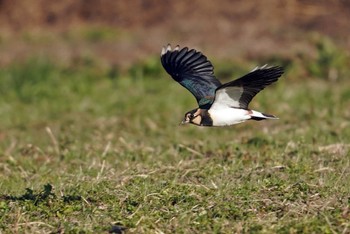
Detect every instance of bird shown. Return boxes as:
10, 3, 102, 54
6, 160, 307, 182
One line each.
160, 44, 284, 127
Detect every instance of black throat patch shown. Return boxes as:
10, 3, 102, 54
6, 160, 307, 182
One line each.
199, 109, 213, 126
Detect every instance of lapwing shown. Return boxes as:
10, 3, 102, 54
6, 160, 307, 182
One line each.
160, 44, 284, 127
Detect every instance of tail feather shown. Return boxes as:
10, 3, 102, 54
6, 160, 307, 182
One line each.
250, 110, 278, 121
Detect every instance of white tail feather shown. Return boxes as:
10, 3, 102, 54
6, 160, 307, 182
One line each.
250, 110, 278, 120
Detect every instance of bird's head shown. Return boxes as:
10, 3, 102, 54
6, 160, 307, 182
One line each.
181, 109, 202, 126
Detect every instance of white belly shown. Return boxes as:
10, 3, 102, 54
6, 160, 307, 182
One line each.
208, 108, 250, 126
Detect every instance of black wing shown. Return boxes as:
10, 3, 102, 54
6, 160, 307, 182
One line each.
161, 44, 222, 108
213, 66, 284, 109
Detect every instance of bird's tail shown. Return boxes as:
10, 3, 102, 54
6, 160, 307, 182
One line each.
249, 110, 278, 121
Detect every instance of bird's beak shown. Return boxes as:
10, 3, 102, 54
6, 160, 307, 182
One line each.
180, 119, 189, 125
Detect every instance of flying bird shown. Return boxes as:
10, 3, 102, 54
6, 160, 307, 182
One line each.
160, 44, 284, 127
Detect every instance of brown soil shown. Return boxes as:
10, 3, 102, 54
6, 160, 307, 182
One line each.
0, 0, 349, 67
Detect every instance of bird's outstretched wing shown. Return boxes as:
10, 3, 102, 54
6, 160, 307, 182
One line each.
161, 44, 222, 108
211, 65, 284, 110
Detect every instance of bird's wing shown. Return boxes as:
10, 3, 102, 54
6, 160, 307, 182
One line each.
161, 44, 222, 108
211, 65, 284, 110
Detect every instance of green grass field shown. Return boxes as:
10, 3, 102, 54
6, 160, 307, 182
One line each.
0, 39, 350, 233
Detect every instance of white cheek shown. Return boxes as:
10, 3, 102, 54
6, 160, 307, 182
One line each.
191, 116, 202, 125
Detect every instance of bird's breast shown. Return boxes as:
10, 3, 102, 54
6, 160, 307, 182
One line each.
208, 108, 251, 126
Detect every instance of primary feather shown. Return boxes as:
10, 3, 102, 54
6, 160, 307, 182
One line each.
161, 44, 222, 108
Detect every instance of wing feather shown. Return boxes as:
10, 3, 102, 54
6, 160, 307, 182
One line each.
211, 66, 284, 110
161, 44, 221, 108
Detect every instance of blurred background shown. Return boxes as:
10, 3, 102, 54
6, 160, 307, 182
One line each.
0, 0, 349, 70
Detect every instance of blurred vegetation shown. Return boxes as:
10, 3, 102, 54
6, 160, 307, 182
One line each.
307, 35, 350, 80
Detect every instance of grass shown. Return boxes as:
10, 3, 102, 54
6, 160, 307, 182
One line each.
0, 45, 349, 233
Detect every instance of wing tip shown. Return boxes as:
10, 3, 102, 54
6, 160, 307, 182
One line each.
250, 64, 284, 77
161, 44, 192, 56
161, 44, 171, 56
161, 46, 166, 56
